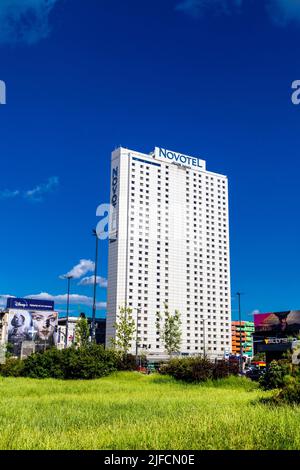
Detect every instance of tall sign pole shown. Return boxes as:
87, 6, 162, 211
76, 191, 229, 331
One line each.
91, 229, 99, 342
237, 292, 244, 374
65, 275, 73, 349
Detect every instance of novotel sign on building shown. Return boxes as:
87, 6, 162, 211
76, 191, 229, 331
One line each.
154, 147, 206, 171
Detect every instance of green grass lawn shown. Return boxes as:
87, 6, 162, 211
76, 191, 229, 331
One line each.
0, 371, 299, 450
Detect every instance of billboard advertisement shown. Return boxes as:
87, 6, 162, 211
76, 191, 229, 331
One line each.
254, 311, 300, 336
7, 309, 58, 356
6, 298, 54, 311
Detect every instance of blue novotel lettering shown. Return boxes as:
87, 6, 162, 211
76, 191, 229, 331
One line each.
110, 166, 119, 242
111, 167, 119, 207
159, 148, 202, 168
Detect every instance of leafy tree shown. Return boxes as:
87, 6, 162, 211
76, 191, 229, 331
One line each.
75, 316, 90, 347
252, 352, 266, 363
5, 342, 14, 359
111, 306, 136, 359
156, 304, 182, 357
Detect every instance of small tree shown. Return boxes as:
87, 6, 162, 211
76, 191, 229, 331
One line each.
111, 306, 136, 360
156, 304, 182, 357
75, 316, 90, 347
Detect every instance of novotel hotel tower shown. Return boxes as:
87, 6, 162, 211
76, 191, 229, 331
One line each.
106, 147, 231, 359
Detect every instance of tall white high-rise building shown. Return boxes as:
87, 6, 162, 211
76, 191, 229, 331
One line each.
106, 147, 231, 359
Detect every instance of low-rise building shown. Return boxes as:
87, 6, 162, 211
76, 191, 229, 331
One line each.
232, 321, 254, 359
57, 316, 106, 349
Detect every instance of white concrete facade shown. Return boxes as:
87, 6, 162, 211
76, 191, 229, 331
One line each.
106, 147, 231, 359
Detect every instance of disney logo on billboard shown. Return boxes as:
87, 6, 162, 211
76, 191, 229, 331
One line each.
0, 80, 6, 105
15, 300, 29, 308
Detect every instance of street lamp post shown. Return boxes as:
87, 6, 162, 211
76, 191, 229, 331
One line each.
64, 275, 73, 349
58, 328, 67, 349
237, 292, 244, 374
133, 307, 141, 366
91, 229, 99, 343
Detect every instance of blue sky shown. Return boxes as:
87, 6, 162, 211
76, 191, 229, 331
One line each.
0, 0, 300, 320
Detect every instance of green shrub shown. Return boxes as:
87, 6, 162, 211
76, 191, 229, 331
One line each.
20, 345, 119, 380
213, 360, 239, 379
62, 345, 118, 380
160, 357, 239, 383
0, 358, 25, 377
115, 353, 137, 371
259, 360, 291, 390
277, 381, 300, 404
160, 357, 210, 382
23, 348, 66, 379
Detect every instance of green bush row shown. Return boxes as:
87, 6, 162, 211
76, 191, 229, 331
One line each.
159, 357, 239, 382
0, 345, 136, 380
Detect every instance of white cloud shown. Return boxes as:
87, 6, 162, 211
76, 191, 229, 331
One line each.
78, 276, 108, 288
0, 0, 62, 45
0, 294, 15, 307
0, 190, 20, 200
268, 0, 300, 25
176, 0, 300, 25
56, 308, 75, 314
0, 177, 59, 203
251, 309, 260, 316
176, 0, 242, 17
24, 176, 59, 202
60, 259, 95, 280
26, 292, 107, 310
